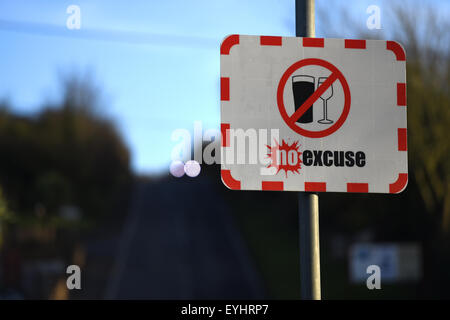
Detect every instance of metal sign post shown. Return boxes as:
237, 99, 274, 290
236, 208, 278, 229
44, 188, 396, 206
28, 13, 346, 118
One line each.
296, 0, 321, 300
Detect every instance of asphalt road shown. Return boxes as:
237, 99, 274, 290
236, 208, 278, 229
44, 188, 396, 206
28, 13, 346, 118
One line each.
104, 175, 265, 299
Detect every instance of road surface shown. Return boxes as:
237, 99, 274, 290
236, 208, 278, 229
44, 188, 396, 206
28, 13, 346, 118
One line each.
103, 175, 265, 299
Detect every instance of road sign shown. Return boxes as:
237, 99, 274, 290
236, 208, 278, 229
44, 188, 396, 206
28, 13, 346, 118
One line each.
220, 35, 408, 193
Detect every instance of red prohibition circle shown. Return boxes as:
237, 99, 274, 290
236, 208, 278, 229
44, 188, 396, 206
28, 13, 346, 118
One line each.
277, 58, 351, 138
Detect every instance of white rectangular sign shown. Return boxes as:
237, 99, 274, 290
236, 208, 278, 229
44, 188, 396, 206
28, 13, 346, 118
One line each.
349, 243, 421, 283
220, 35, 407, 193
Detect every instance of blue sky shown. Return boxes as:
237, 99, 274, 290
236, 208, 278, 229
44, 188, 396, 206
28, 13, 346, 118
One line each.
0, 0, 448, 174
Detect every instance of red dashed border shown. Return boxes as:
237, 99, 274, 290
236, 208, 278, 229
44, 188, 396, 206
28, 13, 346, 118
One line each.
260, 36, 282, 46
221, 36, 407, 193
347, 183, 369, 193
305, 182, 326, 192
221, 77, 230, 101
345, 39, 366, 49
221, 169, 241, 190
389, 173, 408, 194
386, 41, 406, 61
262, 181, 284, 191
221, 123, 230, 147
397, 83, 406, 106
303, 37, 324, 48
221, 35, 240, 55
398, 128, 407, 151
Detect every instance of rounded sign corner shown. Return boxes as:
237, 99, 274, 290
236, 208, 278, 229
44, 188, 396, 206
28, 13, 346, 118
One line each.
386, 40, 406, 62
221, 34, 240, 55
389, 173, 408, 194
221, 169, 241, 190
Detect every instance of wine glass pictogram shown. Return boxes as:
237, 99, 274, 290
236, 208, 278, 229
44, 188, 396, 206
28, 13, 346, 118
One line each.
317, 76, 334, 124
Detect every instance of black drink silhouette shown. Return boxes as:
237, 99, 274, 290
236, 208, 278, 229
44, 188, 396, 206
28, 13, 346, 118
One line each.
292, 75, 314, 123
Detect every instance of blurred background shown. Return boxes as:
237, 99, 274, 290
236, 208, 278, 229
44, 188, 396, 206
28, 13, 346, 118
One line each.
0, 0, 449, 299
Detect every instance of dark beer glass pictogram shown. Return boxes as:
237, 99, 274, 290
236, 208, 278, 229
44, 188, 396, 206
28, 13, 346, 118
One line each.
292, 75, 315, 123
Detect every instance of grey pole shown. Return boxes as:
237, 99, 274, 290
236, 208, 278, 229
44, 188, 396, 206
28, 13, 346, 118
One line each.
295, 0, 321, 300
296, 0, 315, 38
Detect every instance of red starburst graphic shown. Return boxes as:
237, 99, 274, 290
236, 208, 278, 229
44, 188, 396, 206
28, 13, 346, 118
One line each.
266, 139, 302, 177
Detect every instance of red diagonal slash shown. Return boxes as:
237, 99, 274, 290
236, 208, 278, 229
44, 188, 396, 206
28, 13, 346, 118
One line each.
289, 72, 338, 124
